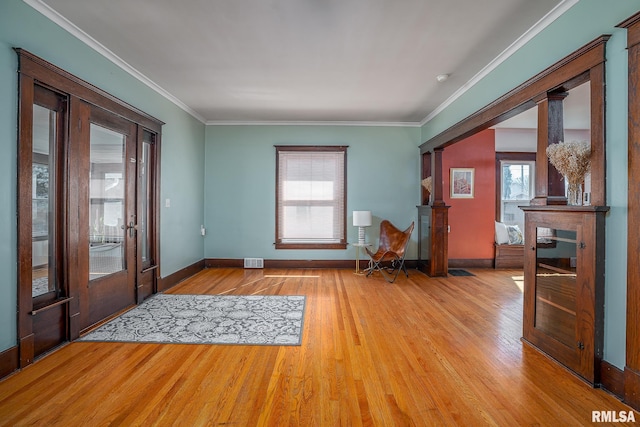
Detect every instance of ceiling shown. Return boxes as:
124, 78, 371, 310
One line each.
34, 0, 568, 125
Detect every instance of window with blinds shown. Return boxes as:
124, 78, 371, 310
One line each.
275, 146, 347, 249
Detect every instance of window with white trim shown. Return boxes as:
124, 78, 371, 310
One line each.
500, 160, 535, 231
275, 146, 347, 249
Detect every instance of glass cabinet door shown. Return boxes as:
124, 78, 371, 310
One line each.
534, 227, 577, 347
522, 208, 605, 385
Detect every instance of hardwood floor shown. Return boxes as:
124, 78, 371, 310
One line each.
0, 268, 635, 425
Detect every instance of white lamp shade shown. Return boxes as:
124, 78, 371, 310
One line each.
353, 211, 372, 227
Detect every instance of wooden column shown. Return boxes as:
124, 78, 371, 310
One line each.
620, 11, 640, 412
429, 148, 449, 276
532, 91, 568, 206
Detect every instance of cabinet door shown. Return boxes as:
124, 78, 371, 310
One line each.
523, 211, 598, 383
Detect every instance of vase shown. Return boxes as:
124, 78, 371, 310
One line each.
567, 182, 583, 206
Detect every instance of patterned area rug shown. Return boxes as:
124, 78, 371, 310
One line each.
79, 294, 306, 345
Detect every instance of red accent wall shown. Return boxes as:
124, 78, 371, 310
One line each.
443, 129, 496, 260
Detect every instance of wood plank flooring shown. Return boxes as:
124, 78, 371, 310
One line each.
0, 268, 635, 426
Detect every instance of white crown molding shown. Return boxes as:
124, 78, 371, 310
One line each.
205, 120, 421, 127
24, 0, 577, 129
419, 0, 579, 128
22, 0, 207, 124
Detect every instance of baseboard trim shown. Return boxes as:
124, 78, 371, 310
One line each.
205, 258, 419, 270
601, 360, 625, 398
448, 258, 494, 268
157, 259, 205, 292
624, 366, 640, 411
0, 345, 19, 381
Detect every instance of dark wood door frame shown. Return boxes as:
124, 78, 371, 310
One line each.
619, 12, 640, 411
16, 49, 163, 367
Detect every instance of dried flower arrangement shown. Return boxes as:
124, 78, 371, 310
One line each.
421, 176, 432, 193
546, 140, 591, 204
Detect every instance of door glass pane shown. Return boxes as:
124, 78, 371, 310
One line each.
89, 124, 126, 280
534, 227, 577, 346
32, 104, 56, 297
140, 139, 150, 265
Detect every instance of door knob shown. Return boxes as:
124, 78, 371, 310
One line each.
121, 221, 136, 238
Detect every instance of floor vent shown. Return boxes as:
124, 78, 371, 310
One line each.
244, 258, 264, 269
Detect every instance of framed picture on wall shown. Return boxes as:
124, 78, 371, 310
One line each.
450, 168, 474, 198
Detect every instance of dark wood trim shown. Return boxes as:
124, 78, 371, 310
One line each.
420, 36, 609, 153
157, 260, 205, 292
0, 346, 19, 380
536, 91, 569, 204
428, 205, 449, 276
600, 360, 625, 399
422, 150, 449, 277
274, 146, 348, 249
15, 49, 163, 131
448, 259, 494, 269
624, 367, 640, 410
619, 14, 640, 412
495, 152, 536, 221
152, 131, 162, 292
17, 71, 34, 368
274, 243, 348, 250
206, 259, 244, 268
589, 61, 607, 207
618, 12, 640, 47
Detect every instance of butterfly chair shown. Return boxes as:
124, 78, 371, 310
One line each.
365, 220, 415, 283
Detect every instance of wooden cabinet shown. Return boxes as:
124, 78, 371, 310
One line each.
521, 206, 608, 384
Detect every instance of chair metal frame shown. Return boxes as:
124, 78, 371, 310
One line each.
365, 220, 414, 283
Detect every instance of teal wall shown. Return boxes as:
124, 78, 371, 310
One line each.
2, 0, 638, 372
0, 0, 206, 351
204, 125, 420, 261
421, 0, 640, 368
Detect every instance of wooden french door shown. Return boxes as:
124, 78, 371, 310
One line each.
75, 103, 138, 330
17, 49, 162, 366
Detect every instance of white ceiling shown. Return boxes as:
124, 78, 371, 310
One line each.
33, 0, 568, 125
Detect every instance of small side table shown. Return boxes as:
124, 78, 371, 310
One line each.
352, 243, 372, 275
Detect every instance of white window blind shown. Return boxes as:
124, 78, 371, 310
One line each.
276, 146, 346, 248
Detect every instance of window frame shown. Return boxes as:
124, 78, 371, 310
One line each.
495, 152, 536, 223
499, 159, 535, 227
275, 145, 347, 250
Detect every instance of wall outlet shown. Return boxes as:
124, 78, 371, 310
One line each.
200, 225, 206, 236
165, 198, 171, 208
